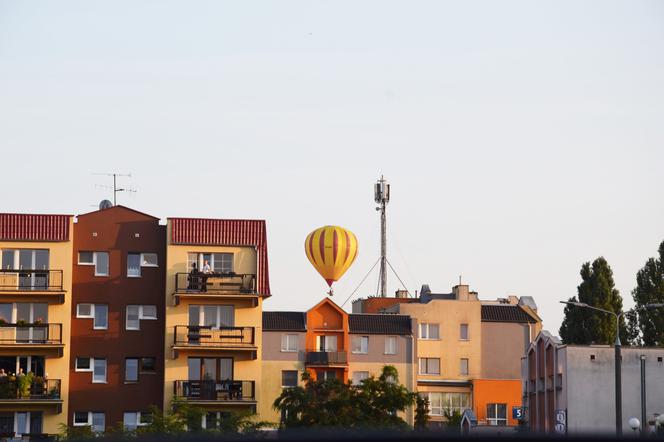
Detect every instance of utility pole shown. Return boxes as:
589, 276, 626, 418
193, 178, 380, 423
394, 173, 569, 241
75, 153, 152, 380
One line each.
374, 176, 390, 297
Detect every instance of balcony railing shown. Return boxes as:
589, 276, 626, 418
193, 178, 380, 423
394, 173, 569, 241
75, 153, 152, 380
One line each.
305, 351, 348, 365
0, 270, 63, 292
174, 272, 256, 294
174, 380, 255, 401
0, 324, 62, 345
174, 325, 255, 347
0, 378, 61, 400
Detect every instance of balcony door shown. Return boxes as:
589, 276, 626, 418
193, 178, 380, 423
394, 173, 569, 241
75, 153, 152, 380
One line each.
188, 305, 234, 329
188, 357, 233, 381
15, 303, 48, 343
316, 335, 337, 352
1, 250, 49, 290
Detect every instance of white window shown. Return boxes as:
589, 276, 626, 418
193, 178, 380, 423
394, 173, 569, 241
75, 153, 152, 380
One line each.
281, 334, 298, 352
126, 305, 157, 330
424, 392, 471, 416
77, 304, 108, 330
486, 403, 508, 426
16, 412, 28, 436
419, 323, 440, 340
419, 357, 440, 375
351, 336, 369, 354
187, 252, 233, 274
125, 358, 139, 382
75, 357, 92, 371
77, 252, 94, 265
460, 358, 469, 375
78, 252, 110, 276
352, 371, 369, 385
74, 412, 105, 433
384, 336, 397, 355
93, 359, 107, 383
123, 412, 149, 431
127, 253, 141, 277
316, 335, 337, 352
460, 324, 469, 340
141, 253, 158, 267
188, 305, 234, 328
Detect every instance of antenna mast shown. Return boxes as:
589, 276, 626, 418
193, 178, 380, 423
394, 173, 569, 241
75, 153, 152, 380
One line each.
93, 173, 135, 205
374, 175, 390, 297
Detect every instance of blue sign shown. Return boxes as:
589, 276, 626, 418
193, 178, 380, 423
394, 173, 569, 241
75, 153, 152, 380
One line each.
512, 406, 523, 420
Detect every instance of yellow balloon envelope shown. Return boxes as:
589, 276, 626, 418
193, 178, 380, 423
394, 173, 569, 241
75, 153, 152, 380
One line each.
305, 226, 358, 288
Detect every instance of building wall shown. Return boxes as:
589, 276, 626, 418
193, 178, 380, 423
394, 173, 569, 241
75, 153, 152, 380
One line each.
481, 322, 531, 379
473, 379, 522, 426
0, 225, 74, 435
163, 228, 262, 413
70, 207, 165, 429
304, 300, 349, 381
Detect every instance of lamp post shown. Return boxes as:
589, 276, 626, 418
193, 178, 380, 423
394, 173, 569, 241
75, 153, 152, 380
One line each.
559, 301, 664, 436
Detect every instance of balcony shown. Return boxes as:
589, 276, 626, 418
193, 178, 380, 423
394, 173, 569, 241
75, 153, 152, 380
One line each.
305, 351, 348, 366
173, 273, 258, 306
173, 326, 256, 356
0, 270, 65, 303
0, 324, 64, 356
174, 380, 255, 403
0, 378, 62, 412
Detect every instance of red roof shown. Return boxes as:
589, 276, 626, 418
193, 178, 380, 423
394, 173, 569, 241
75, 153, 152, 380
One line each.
0, 214, 72, 242
169, 218, 271, 296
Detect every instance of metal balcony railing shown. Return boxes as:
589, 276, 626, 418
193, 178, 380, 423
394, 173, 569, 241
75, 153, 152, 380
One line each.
0, 378, 61, 400
305, 351, 348, 365
174, 272, 256, 294
174, 380, 255, 401
0, 270, 63, 291
173, 325, 255, 347
0, 324, 62, 345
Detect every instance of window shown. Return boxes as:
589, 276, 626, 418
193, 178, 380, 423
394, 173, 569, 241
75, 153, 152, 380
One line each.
125, 358, 138, 382
78, 252, 109, 276
188, 305, 234, 328
316, 335, 337, 352
123, 412, 149, 431
352, 371, 369, 385
384, 336, 397, 355
75, 357, 91, 371
419, 358, 440, 375
141, 253, 158, 267
93, 359, 107, 383
423, 392, 471, 416
351, 336, 369, 354
73, 412, 105, 433
77, 252, 94, 265
127, 253, 141, 277
126, 305, 157, 330
486, 403, 507, 426
460, 324, 469, 340
460, 358, 469, 375
320, 370, 336, 381
187, 253, 233, 274
419, 323, 440, 340
281, 334, 298, 352
281, 370, 298, 388
140, 357, 156, 373
76, 304, 108, 330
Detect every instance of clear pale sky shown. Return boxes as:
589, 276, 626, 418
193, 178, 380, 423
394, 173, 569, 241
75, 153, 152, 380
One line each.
1, 1, 663, 334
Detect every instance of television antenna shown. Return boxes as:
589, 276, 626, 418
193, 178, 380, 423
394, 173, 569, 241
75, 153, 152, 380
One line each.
92, 173, 137, 205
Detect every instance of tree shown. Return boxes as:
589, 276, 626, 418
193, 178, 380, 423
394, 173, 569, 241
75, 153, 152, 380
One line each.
274, 366, 419, 430
414, 395, 430, 431
631, 240, 664, 347
559, 257, 626, 345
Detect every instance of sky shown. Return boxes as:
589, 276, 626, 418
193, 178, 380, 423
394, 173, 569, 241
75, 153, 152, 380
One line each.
1, 1, 663, 334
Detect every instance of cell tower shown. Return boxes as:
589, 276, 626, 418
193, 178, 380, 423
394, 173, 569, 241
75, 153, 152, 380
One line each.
374, 175, 390, 297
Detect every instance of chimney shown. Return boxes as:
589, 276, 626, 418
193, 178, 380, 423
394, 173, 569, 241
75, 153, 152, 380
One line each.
395, 289, 408, 299
508, 295, 519, 305
453, 284, 470, 300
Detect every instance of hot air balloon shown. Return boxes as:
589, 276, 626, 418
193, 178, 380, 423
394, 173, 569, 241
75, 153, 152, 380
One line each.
305, 226, 358, 295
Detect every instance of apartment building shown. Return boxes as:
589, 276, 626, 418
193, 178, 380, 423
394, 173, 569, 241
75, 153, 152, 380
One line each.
261, 297, 416, 425
353, 284, 541, 429
164, 218, 269, 430
0, 213, 73, 437
69, 206, 165, 431
522, 331, 664, 435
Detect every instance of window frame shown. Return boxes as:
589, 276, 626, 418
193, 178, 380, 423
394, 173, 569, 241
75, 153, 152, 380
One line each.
281, 370, 298, 388
419, 357, 441, 375
127, 253, 141, 278
351, 335, 369, 354
419, 323, 440, 340
460, 358, 469, 376
76, 304, 108, 330
93, 252, 109, 277
75, 357, 92, 372
281, 334, 298, 352
123, 412, 149, 431
125, 358, 139, 383
352, 371, 370, 385
486, 403, 508, 426
125, 305, 158, 330
141, 253, 158, 267
460, 323, 469, 340
92, 358, 107, 383
140, 357, 156, 374
384, 336, 397, 355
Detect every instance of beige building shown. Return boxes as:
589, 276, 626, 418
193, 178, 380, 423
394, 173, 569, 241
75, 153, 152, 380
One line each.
0, 213, 73, 436
163, 218, 270, 429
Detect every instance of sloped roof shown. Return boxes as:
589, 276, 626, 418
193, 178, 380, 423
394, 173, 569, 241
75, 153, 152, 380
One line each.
349, 314, 412, 335
263, 311, 306, 331
0, 214, 72, 242
481, 305, 538, 323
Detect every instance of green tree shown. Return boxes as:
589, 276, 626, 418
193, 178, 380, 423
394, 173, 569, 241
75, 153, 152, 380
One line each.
631, 240, 664, 346
414, 395, 430, 431
274, 366, 419, 430
559, 257, 626, 344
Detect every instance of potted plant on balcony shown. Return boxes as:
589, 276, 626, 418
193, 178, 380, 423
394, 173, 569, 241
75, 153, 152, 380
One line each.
16, 319, 27, 327
34, 317, 44, 325
17, 372, 34, 399
0, 318, 7, 326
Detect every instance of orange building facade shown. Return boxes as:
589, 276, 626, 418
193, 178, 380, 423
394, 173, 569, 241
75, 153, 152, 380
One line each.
304, 298, 350, 381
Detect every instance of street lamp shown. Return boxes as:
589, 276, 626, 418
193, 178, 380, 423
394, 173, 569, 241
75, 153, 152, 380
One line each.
559, 301, 664, 435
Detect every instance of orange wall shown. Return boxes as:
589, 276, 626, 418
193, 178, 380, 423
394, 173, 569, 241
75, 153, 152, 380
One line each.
304, 299, 350, 381
473, 379, 522, 426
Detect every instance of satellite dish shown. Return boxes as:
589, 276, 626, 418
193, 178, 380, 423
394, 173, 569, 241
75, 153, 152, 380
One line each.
99, 200, 113, 210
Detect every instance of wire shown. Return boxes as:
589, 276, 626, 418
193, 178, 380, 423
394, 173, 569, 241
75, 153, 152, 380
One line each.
341, 258, 381, 308
386, 258, 412, 297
